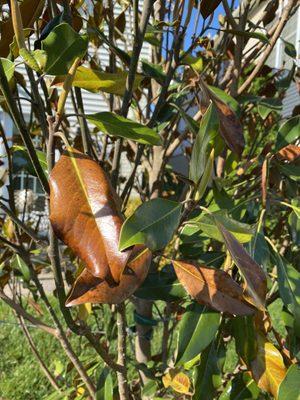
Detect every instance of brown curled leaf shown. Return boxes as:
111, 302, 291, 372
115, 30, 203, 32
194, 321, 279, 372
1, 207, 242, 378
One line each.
49, 148, 131, 283
276, 144, 300, 162
66, 246, 152, 306
172, 260, 255, 316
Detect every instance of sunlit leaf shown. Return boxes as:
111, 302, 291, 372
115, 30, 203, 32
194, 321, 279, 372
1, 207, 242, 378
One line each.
51, 66, 143, 95
50, 148, 131, 283
66, 246, 151, 306
42, 23, 88, 75
215, 220, 267, 310
86, 112, 162, 145
276, 144, 300, 162
172, 260, 254, 315
250, 335, 286, 398
176, 302, 220, 365
119, 198, 181, 251
275, 116, 300, 150
278, 364, 300, 400
11, 254, 31, 282
162, 370, 191, 394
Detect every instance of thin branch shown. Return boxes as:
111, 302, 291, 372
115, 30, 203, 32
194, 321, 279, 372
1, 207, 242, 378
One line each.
238, 0, 298, 95
116, 303, 130, 400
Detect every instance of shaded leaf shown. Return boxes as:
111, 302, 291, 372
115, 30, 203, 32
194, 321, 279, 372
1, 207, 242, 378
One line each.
50, 148, 131, 283
283, 39, 297, 58
86, 112, 161, 145
135, 271, 186, 301
12, 145, 48, 178
275, 116, 300, 151
278, 364, 300, 400
250, 335, 286, 398
162, 370, 191, 394
0, 0, 44, 57
141, 60, 166, 85
42, 23, 88, 75
51, 66, 143, 95
11, 254, 31, 282
215, 220, 267, 310
176, 302, 220, 365
66, 246, 151, 306
208, 86, 240, 115
223, 29, 269, 44
194, 148, 214, 200
232, 316, 257, 365
119, 198, 181, 251
190, 103, 219, 183
204, 85, 244, 156
273, 251, 300, 337
193, 338, 225, 400
200, 0, 222, 18
172, 260, 254, 316
96, 367, 114, 400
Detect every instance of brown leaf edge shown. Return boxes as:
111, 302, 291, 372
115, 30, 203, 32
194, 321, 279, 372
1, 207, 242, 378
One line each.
66, 246, 152, 306
172, 260, 255, 316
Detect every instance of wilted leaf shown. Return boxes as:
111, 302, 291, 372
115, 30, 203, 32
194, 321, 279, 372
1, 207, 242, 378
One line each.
119, 198, 181, 251
278, 364, 300, 400
172, 260, 254, 316
0, 0, 44, 57
86, 112, 161, 145
49, 148, 131, 283
276, 144, 300, 162
200, 0, 222, 18
176, 302, 220, 365
51, 66, 143, 95
215, 220, 267, 310
66, 246, 151, 306
250, 335, 286, 398
275, 116, 300, 151
42, 23, 88, 75
210, 90, 245, 157
162, 370, 191, 394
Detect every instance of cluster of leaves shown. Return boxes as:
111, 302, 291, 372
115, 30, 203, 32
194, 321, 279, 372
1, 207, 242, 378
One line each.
0, 0, 300, 399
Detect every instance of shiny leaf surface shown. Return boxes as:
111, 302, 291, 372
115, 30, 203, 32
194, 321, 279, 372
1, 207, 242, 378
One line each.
172, 260, 255, 316
50, 148, 131, 283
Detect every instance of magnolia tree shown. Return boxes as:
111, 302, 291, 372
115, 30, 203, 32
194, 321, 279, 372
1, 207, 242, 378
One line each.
0, 0, 300, 398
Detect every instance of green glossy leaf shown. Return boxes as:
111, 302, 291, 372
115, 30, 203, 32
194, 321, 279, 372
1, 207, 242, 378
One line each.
42, 23, 88, 75
278, 364, 300, 400
11, 255, 31, 282
135, 271, 186, 301
86, 112, 161, 145
176, 303, 220, 366
141, 59, 166, 85
219, 373, 259, 400
223, 29, 269, 44
190, 103, 218, 183
232, 316, 257, 365
275, 116, 300, 150
193, 339, 225, 400
188, 210, 255, 243
194, 148, 214, 201
0, 58, 15, 83
208, 86, 240, 115
283, 39, 297, 58
52, 66, 143, 95
273, 252, 300, 337
277, 163, 300, 181
119, 198, 181, 251
96, 367, 113, 400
